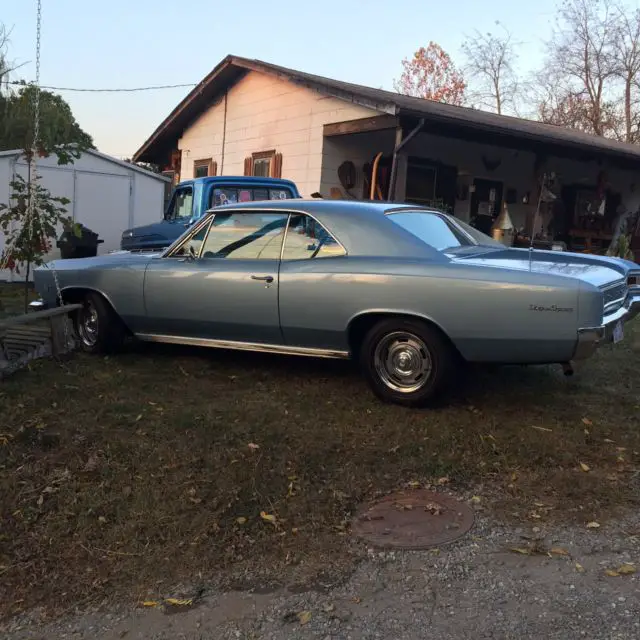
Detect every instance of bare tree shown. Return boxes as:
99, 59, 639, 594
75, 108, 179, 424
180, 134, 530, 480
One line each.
538, 0, 620, 137
611, 3, 640, 142
461, 22, 520, 115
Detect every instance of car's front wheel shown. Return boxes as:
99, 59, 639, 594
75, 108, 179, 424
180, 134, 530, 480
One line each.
359, 318, 455, 407
74, 292, 126, 354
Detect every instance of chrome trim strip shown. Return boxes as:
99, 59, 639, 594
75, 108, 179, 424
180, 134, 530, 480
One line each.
134, 333, 350, 359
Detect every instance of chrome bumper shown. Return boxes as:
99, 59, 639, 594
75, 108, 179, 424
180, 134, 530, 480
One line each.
574, 292, 640, 360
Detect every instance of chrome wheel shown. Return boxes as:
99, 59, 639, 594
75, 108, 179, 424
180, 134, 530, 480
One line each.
373, 331, 433, 393
78, 301, 99, 347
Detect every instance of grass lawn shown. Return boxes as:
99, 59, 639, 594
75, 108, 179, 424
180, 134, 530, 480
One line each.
1, 281, 639, 621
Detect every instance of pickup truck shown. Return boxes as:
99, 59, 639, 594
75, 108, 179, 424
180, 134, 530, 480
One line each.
120, 176, 301, 252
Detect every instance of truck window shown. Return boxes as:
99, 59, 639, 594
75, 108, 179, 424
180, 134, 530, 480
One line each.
166, 186, 194, 220
210, 187, 293, 209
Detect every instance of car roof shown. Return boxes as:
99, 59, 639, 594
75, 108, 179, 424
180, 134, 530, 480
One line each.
191, 175, 297, 185
203, 199, 449, 260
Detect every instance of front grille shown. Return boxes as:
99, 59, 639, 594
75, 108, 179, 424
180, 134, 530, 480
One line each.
602, 280, 627, 314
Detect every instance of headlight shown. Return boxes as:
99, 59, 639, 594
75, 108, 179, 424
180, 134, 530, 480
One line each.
122, 230, 134, 239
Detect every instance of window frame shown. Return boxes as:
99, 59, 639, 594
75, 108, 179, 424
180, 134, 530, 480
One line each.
281, 212, 347, 261
162, 208, 348, 260
252, 150, 275, 177
193, 158, 214, 178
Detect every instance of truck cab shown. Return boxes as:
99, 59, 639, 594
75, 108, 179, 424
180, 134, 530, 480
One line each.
120, 176, 301, 252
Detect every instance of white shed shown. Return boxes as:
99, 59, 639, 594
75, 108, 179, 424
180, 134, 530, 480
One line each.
0, 148, 170, 281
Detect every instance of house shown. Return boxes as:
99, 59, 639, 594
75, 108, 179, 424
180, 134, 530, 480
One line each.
133, 55, 640, 256
1, 148, 170, 281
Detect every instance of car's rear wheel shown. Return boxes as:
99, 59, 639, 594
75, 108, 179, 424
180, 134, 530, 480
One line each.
359, 318, 455, 407
74, 292, 126, 354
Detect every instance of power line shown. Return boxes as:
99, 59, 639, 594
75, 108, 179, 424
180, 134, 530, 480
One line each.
5, 80, 197, 92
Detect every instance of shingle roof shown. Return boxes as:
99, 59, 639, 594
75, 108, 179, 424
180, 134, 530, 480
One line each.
133, 54, 640, 166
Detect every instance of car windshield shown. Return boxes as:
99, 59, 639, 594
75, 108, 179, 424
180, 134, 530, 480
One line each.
388, 210, 501, 251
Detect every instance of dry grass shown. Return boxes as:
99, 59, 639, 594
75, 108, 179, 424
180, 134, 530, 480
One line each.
0, 282, 639, 621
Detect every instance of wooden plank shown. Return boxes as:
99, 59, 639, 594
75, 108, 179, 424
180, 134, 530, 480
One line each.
0, 304, 82, 330
323, 115, 399, 138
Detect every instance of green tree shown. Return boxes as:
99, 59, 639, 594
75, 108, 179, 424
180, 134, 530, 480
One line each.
0, 84, 95, 163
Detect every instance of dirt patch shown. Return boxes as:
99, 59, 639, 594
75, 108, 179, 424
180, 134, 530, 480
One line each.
0, 289, 638, 622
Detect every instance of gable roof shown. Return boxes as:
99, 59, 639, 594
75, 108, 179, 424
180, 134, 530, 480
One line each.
133, 54, 640, 166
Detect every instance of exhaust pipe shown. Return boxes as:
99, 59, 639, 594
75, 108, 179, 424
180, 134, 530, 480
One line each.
561, 362, 574, 376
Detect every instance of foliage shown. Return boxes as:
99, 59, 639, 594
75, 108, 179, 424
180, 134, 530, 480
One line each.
393, 42, 466, 105
535, 0, 640, 141
0, 84, 94, 162
0, 174, 78, 276
461, 22, 520, 115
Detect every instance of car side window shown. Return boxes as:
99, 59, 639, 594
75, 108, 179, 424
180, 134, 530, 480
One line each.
166, 186, 193, 221
282, 214, 345, 260
171, 222, 211, 257
200, 212, 289, 260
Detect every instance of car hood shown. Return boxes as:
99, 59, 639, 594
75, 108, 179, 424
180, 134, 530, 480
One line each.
124, 220, 187, 239
448, 246, 632, 288
40, 250, 160, 272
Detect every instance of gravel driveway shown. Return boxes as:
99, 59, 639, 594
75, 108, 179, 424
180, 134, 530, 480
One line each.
4, 512, 640, 640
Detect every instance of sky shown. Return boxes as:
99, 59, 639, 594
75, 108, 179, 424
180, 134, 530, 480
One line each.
2, 0, 565, 159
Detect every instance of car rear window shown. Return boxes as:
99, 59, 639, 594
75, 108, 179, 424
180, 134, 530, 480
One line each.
210, 187, 293, 208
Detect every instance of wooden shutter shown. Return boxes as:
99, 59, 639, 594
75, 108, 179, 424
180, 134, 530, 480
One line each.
211, 160, 218, 176
272, 152, 283, 178
244, 156, 253, 176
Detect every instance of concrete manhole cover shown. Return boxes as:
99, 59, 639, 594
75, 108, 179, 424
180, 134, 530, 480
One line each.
351, 489, 475, 550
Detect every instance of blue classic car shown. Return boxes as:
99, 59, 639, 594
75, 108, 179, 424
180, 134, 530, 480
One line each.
33, 200, 640, 406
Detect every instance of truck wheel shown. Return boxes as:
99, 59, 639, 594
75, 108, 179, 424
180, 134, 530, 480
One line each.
359, 318, 455, 407
74, 292, 126, 354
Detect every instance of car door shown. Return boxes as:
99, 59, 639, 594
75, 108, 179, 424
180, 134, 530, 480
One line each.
141, 209, 290, 344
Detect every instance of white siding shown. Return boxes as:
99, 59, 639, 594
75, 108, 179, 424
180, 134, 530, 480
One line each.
1, 151, 167, 282
132, 171, 165, 228
177, 71, 379, 196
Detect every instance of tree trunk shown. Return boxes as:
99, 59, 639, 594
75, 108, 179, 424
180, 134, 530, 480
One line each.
625, 78, 632, 142
24, 261, 30, 313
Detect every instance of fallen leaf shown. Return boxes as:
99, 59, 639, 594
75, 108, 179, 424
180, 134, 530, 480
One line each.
408, 481, 420, 488
37, 494, 43, 507
165, 598, 193, 606
297, 611, 312, 625
236, 517, 247, 525
291, 527, 298, 534
604, 438, 615, 443
575, 562, 585, 573
437, 476, 450, 485
605, 569, 620, 577
579, 462, 590, 473
141, 601, 159, 607
586, 521, 600, 529
323, 603, 335, 613
260, 511, 277, 525
470, 496, 482, 504
510, 547, 531, 555
98, 516, 107, 524
617, 563, 636, 575
550, 547, 570, 556
135, 414, 143, 422
511, 472, 518, 482
248, 442, 260, 451
582, 418, 593, 426
531, 425, 553, 432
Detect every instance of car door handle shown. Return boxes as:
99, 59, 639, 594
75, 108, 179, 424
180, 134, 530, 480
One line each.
251, 275, 274, 283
